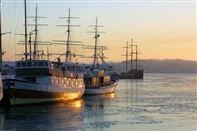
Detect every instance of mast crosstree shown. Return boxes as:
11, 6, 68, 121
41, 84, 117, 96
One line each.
122, 39, 141, 72
122, 41, 129, 72
54, 8, 82, 63
27, 4, 48, 60
83, 17, 105, 69
17, 3, 49, 61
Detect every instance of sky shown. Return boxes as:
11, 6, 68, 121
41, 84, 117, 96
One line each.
1, 0, 196, 63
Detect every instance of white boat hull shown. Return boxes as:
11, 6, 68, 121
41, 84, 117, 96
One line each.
84, 81, 118, 95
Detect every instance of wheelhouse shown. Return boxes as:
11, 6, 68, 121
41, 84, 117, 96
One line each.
16, 60, 53, 69
16, 60, 53, 77
61, 62, 85, 78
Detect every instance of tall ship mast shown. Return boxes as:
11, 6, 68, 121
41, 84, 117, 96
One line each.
83, 17, 119, 95
1, 1, 85, 106
53, 8, 82, 63
112, 39, 144, 79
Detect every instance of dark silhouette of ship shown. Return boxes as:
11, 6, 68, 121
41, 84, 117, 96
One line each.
112, 39, 144, 79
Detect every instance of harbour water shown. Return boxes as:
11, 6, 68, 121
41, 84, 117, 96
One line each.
0, 73, 196, 131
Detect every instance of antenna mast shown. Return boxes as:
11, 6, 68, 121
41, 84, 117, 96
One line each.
122, 41, 129, 73
24, 0, 28, 60
135, 45, 138, 70
55, 8, 80, 63
86, 17, 104, 69
66, 9, 71, 62
34, 4, 38, 60
93, 17, 98, 68
130, 38, 133, 70
125, 41, 128, 72
27, 4, 47, 60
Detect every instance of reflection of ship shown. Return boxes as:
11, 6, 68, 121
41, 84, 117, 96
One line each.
112, 39, 144, 79
84, 93, 116, 111
0, 99, 85, 130
83, 18, 119, 95
1, 1, 85, 106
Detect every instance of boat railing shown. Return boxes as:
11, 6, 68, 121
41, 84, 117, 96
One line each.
16, 60, 52, 69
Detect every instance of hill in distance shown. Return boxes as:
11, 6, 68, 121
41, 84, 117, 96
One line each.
110, 59, 197, 74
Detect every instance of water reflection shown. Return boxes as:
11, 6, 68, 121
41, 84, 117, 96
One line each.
0, 99, 85, 131
0, 113, 4, 130
0, 74, 196, 131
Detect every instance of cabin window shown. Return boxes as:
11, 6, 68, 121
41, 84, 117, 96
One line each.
22, 62, 26, 67
27, 62, 32, 67
32, 62, 38, 67
39, 62, 44, 67
26, 77, 36, 82
45, 62, 48, 67
16, 63, 21, 67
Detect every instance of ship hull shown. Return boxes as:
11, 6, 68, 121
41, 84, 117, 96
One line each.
1, 78, 85, 106
84, 81, 118, 95
112, 69, 144, 79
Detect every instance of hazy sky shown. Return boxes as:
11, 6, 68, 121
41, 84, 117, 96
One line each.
1, 0, 196, 62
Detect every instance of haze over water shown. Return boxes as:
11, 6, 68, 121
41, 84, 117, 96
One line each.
0, 73, 196, 131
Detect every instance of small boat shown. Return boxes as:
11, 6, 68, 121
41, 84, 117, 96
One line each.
83, 17, 119, 95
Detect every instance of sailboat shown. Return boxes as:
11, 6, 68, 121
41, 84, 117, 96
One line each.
1, 1, 85, 106
83, 17, 119, 95
112, 40, 144, 79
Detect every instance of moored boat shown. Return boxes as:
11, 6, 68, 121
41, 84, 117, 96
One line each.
83, 17, 119, 95
2, 60, 85, 106
1, 1, 85, 106
112, 40, 144, 79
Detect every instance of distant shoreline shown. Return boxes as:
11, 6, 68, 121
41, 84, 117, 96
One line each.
110, 59, 197, 74
2, 59, 197, 74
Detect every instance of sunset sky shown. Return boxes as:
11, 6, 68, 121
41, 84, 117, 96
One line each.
1, 0, 196, 63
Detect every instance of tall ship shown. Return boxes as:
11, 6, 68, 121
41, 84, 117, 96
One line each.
112, 39, 144, 79
1, 1, 85, 106
83, 17, 119, 95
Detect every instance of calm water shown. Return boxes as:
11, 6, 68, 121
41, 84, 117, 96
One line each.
0, 73, 196, 131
